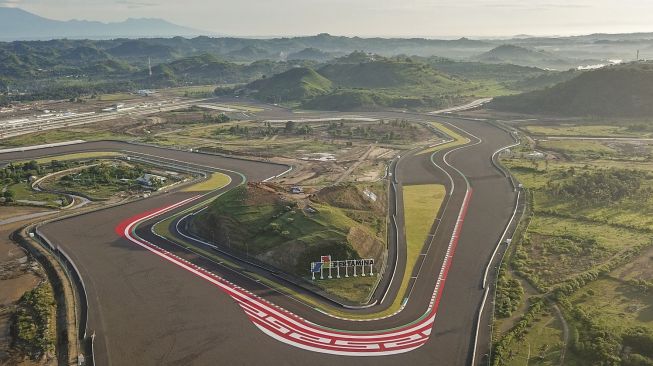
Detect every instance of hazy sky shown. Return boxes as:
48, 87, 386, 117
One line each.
2, 0, 653, 37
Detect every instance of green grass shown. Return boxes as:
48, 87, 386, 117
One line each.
528, 215, 648, 252
182, 173, 231, 192
497, 141, 653, 365
7, 182, 66, 207
0, 129, 129, 148
419, 121, 469, 154
501, 305, 565, 366
46, 179, 123, 200
313, 276, 378, 304
570, 277, 653, 332
17, 152, 124, 165
96, 92, 135, 101
11, 283, 56, 359
191, 184, 385, 296
517, 214, 647, 287
402, 184, 446, 295
504, 158, 653, 231
537, 140, 617, 154
525, 124, 643, 138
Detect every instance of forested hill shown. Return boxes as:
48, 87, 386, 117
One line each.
489, 62, 653, 117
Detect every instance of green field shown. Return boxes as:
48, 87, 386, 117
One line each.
96, 92, 136, 101
0, 129, 129, 148
570, 277, 653, 332
183, 172, 231, 192
6, 182, 67, 207
18, 152, 124, 165
498, 305, 565, 366
525, 124, 643, 137
494, 135, 653, 365
537, 140, 617, 155
419, 121, 469, 155
402, 184, 446, 297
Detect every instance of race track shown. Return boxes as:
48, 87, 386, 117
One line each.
1, 111, 518, 365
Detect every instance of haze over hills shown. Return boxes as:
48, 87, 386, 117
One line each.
489, 62, 653, 117
0, 7, 207, 40
472, 44, 584, 70
233, 54, 484, 110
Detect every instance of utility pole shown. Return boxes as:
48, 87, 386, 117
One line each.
637, 50, 640, 62
148, 57, 152, 77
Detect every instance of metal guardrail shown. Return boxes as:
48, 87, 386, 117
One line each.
33, 226, 93, 365
471, 125, 527, 366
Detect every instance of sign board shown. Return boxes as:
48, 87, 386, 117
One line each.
310, 256, 375, 280
311, 262, 323, 273
320, 255, 332, 268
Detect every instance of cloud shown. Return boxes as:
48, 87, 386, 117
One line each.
115, 0, 156, 9
0, 0, 23, 7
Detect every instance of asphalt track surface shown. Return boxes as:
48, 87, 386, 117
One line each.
1, 110, 517, 365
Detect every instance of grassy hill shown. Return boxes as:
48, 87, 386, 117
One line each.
301, 89, 454, 111
244, 67, 333, 102
133, 54, 315, 87
239, 54, 489, 110
190, 183, 386, 277
288, 47, 334, 61
489, 62, 653, 117
423, 56, 547, 83
226, 45, 273, 61
473, 44, 577, 69
317, 58, 466, 90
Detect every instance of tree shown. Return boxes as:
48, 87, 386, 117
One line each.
285, 120, 296, 133
23, 160, 39, 172
3, 190, 15, 203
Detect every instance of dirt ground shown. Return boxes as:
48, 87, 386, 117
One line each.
0, 208, 54, 366
0, 207, 52, 222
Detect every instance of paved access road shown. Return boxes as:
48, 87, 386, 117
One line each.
0, 112, 517, 365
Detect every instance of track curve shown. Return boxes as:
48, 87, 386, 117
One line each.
1, 115, 517, 365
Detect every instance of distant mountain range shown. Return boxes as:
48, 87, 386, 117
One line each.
0, 7, 207, 40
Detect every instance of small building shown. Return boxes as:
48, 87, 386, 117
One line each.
527, 151, 545, 160
363, 188, 377, 202
136, 174, 167, 188
290, 186, 303, 194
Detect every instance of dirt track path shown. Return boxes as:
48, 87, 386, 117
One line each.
334, 144, 374, 184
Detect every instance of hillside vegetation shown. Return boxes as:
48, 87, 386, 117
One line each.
245, 67, 333, 102
472, 44, 581, 70
490, 62, 653, 117
190, 183, 386, 278
317, 57, 462, 89
238, 54, 489, 110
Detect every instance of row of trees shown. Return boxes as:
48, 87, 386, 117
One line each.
1, 160, 41, 184
495, 267, 525, 318
60, 163, 143, 187
548, 168, 649, 205
216, 121, 313, 138
202, 112, 230, 124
